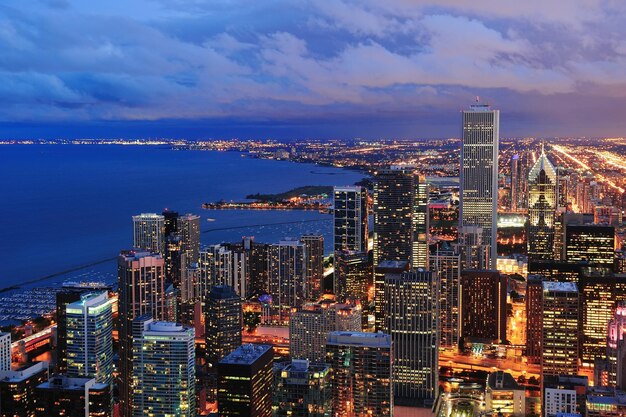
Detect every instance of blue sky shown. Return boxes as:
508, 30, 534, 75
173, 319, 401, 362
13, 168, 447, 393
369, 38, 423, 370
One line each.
2, 0, 626, 139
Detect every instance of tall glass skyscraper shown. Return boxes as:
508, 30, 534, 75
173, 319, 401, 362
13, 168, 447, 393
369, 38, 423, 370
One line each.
65, 291, 114, 385
267, 239, 306, 324
132, 213, 165, 255
527, 147, 558, 261
132, 316, 196, 417
333, 186, 369, 253
460, 103, 499, 270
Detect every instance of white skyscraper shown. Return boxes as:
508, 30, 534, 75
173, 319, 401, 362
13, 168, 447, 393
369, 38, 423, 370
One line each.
0, 333, 10, 371
132, 213, 165, 254
460, 102, 499, 270
132, 316, 195, 417
66, 291, 114, 385
267, 239, 306, 324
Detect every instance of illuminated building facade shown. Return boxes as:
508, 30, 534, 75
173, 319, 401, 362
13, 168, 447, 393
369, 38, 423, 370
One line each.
326, 332, 393, 417
541, 281, 580, 377
385, 270, 438, 403
485, 371, 525, 417
0, 333, 9, 372
0, 362, 48, 417
117, 250, 166, 417
217, 344, 274, 417
374, 260, 410, 332
35, 375, 111, 417
525, 275, 544, 363
65, 291, 114, 385
132, 316, 196, 417
205, 285, 242, 368
543, 375, 588, 417
132, 213, 165, 254
565, 224, 615, 268
429, 246, 461, 349
334, 250, 371, 305
289, 301, 361, 363
460, 103, 499, 270
605, 302, 626, 388
272, 360, 331, 417
527, 148, 558, 261
267, 239, 306, 324
459, 270, 507, 342
300, 235, 324, 301
333, 186, 368, 253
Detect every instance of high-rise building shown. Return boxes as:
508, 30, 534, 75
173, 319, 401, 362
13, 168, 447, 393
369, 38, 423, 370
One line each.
35, 375, 111, 417
0, 361, 48, 417
178, 213, 201, 264
132, 213, 165, 254
565, 224, 615, 268
326, 331, 393, 417
485, 371, 525, 417
334, 250, 371, 305
373, 167, 429, 269
301, 235, 324, 301
580, 272, 626, 367
429, 246, 461, 349
200, 244, 250, 299
333, 186, 368, 253
605, 303, 626, 388
0, 333, 10, 372
543, 375, 588, 417
374, 260, 410, 332
459, 270, 507, 342
460, 103, 499, 270
527, 147, 558, 261
385, 270, 438, 404
132, 316, 196, 417
510, 154, 523, 212
525, 275, 544, 363
272, 359, 331, 417
267, 239, 306, 324
541, 281, 580, 377
248, 238, 270, 296
65, 291, 114, 385
217, 344, 274, 417
117, 250, 166, 417
289, 300, 361, 363
205, 285, 242, 369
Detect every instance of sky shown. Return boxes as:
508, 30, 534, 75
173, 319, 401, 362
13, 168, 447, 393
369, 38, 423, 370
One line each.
2, 0, 626, 139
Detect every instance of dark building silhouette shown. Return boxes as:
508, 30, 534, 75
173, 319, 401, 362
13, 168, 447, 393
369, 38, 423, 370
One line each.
459, 270, 507, 342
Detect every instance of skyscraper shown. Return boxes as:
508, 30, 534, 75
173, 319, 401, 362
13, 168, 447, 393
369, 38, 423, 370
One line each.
267, 239, 306, 324
525, 275, 544, 364
374, 260, 410, 332
132, 316, 196, 417
334, 249, 371, 305
333, 186, 368, 253
565, 224, 616, 268
35, 375, 111, 417
510, 154, 521, 212
217, 344, 274, 417
0, 362, 49, 417
459, 270, 507, 342
289, 300, 361, 363
132, 213, 165, 254
178, 213, 201, 264
300, 235, 324, 301
385, 270, 438, 404
460, 103, 499, 270
373, 167, 429, 269
272, 359, 331, 417
0, 333, 10, 372
65, 291, 114, 385
205, 285, 242, 369
527, 147, 558, 261
541, 281, 580, 377
117, 250, 166, 417
429, 246, 461, 349
326, 332, 393, 417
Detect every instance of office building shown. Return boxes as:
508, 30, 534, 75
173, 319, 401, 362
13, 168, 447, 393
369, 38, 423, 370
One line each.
334, 250, 371, 305
132, 213, 165, 254
565, 224, 615, 267
200, 244, 250, 298
542, 282, 580, 377
460, 103, 499, 270
217, 344, 274, 417
586, 388, 626, 417
267, 239, 306, 324
34, 375, 111, 417
0, 334, 10, 372
385, 270, 438, 403
272, 359, 331, 417
604, 302, 626, 388
543, 375, 588, 417
510, 154, 525, 212
132, 316, 196, 417
373, 167, 429, 269
485, 371, 525, 417
178, 213, 201, 264
527, 147, 558, 261
289, 300, 361, 363
374, 260, 410, 332
66, 291, 114, 385
205, 285, 242, 368
429, 246, 461, 349
459, 270, 507, 342
333, 186, 368, 253
248, 238, 270, 296
326, 332, 393, 417
117, 250, 166, 417
301, 235, 324, 301
0, 361, 48, 417
525, 275, 544, 363
528, 260, 583, 283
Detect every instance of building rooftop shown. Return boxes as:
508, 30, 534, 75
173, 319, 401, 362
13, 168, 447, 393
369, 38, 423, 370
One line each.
209, 285, 240, 300
327, 331, 392, 348
376, 260, 410, 270
220, 344, 273, 365
542, 281, 578, 293
37, 375, 108, 391
487, 371, 523, 391
0, 361, 47, 383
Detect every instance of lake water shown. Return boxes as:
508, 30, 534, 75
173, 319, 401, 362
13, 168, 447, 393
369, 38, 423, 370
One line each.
0, 145, 365, 289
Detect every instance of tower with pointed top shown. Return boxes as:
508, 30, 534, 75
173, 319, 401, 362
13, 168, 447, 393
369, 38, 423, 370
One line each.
527, 146, 558, 261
